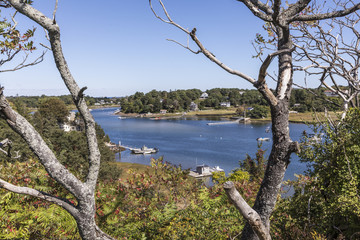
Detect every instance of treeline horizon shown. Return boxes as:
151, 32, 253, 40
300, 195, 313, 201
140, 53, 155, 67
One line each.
7, 87, 343, 114
118, 87, 343, 114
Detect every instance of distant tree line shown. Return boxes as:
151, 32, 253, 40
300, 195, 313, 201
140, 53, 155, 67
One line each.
7, 95, 120, 109
7, 87, 343, 115
118, 88, 343, 114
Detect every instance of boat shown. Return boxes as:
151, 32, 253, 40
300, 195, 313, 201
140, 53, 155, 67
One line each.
118, 116, 127, 119
189, 164, 224, 178
256, 137, 270, 142
130, 145, 158, 154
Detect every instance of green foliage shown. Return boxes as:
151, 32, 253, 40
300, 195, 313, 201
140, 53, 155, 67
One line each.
0, 159, 79, 239
272, 108, 360, 239
95, 158, 258, 239
248, 105, 269, 119
290, 88, 343, 112
38, 98, 69, 124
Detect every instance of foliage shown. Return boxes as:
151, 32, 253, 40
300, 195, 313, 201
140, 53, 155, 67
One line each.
248, 105, 269, 119
272, 108, 360, 239
95, 158, 258, 239
240, 143, 266, 181
0, 159, 79, 239
38, 98, 69, 124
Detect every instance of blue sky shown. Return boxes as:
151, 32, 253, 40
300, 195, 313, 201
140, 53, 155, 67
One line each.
0, 1, 300, 96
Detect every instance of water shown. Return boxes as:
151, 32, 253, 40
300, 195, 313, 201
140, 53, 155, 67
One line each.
93, 108, 310, 181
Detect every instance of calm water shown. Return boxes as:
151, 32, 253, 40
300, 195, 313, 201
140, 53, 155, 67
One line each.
93, 108, 310, 180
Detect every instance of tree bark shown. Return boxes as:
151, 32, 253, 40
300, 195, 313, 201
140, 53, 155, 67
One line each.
241, 25, 294, 239
3, 1, 113, 239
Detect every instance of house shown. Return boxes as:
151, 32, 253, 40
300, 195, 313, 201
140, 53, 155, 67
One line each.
67, 111, 76, 122
199, 92, 208, 99
220, 102, 231, 108
60, 123, 71, 132
160, 109, 167, 114
190, 102, 199, 111
60, 111, 81, 132
324, 90, 338, 97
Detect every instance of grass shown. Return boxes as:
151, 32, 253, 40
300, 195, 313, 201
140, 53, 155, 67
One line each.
111, 162, 154, 180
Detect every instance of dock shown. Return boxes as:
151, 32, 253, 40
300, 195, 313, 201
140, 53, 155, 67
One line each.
104, 142, 126, 152
207, 117, 250, 126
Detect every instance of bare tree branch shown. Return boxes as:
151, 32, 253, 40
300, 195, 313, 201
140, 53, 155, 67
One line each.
0, 90, 86, 200
291, 3, 360, 22
166, 39, 201, 54
238, 0, 273, 21
39, 42, 51, 50
284, 0, 312, 17
0, 51, 45, 73
150, 0, 257, 85
7, 0, 101, 192
224, 181, 271, 240
52, 0, 58, 23
189, 28, 257, 84
0, 177, 79, 217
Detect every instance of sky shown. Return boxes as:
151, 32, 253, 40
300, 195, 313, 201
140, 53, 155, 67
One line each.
0, 0, 351, 97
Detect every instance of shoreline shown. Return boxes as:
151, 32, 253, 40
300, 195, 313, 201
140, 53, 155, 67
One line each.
113, 109, 340, 124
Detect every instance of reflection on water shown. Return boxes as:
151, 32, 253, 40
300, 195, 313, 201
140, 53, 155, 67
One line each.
93, 108, 310, 181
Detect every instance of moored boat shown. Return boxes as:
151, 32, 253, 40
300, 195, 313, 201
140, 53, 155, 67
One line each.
130, 145, 158, 154
189, 164, 224, 178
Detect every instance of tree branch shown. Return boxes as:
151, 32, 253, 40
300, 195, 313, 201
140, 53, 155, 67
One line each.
8, 0, 101, 192
189, 28, 257, 84
0, 178, 79, 218
224, 181, 271, 240
291, 3, 360, 22
0, 51, 45, 73
238, 0, 273, 22
284, 0, 311, 17
238, 0, 273, 15
150, 0, 257, 85
0, 90, 86, 200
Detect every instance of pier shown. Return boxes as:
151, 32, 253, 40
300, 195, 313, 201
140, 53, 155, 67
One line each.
206, 117, 250, 126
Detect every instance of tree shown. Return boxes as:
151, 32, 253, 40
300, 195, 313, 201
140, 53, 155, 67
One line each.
0, 1, 112, 239
248, 105, 269, 119
293, 8, 360, 121
150, 1, 360, 239
38, 98, 69, 123
272, 108, 360, 239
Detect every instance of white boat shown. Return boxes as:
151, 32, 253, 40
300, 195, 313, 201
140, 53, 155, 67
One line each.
189, 165, 224, 178
256, 137, 270, 141
130, 145, 158, 154
118, 116, 127, 119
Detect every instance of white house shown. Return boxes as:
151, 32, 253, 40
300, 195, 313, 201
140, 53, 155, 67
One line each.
190, 102, 199, 111
220, 102, 231, 108
199, 92, 209, 99
60, 123, 71, 132
324, 90, 338, 97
